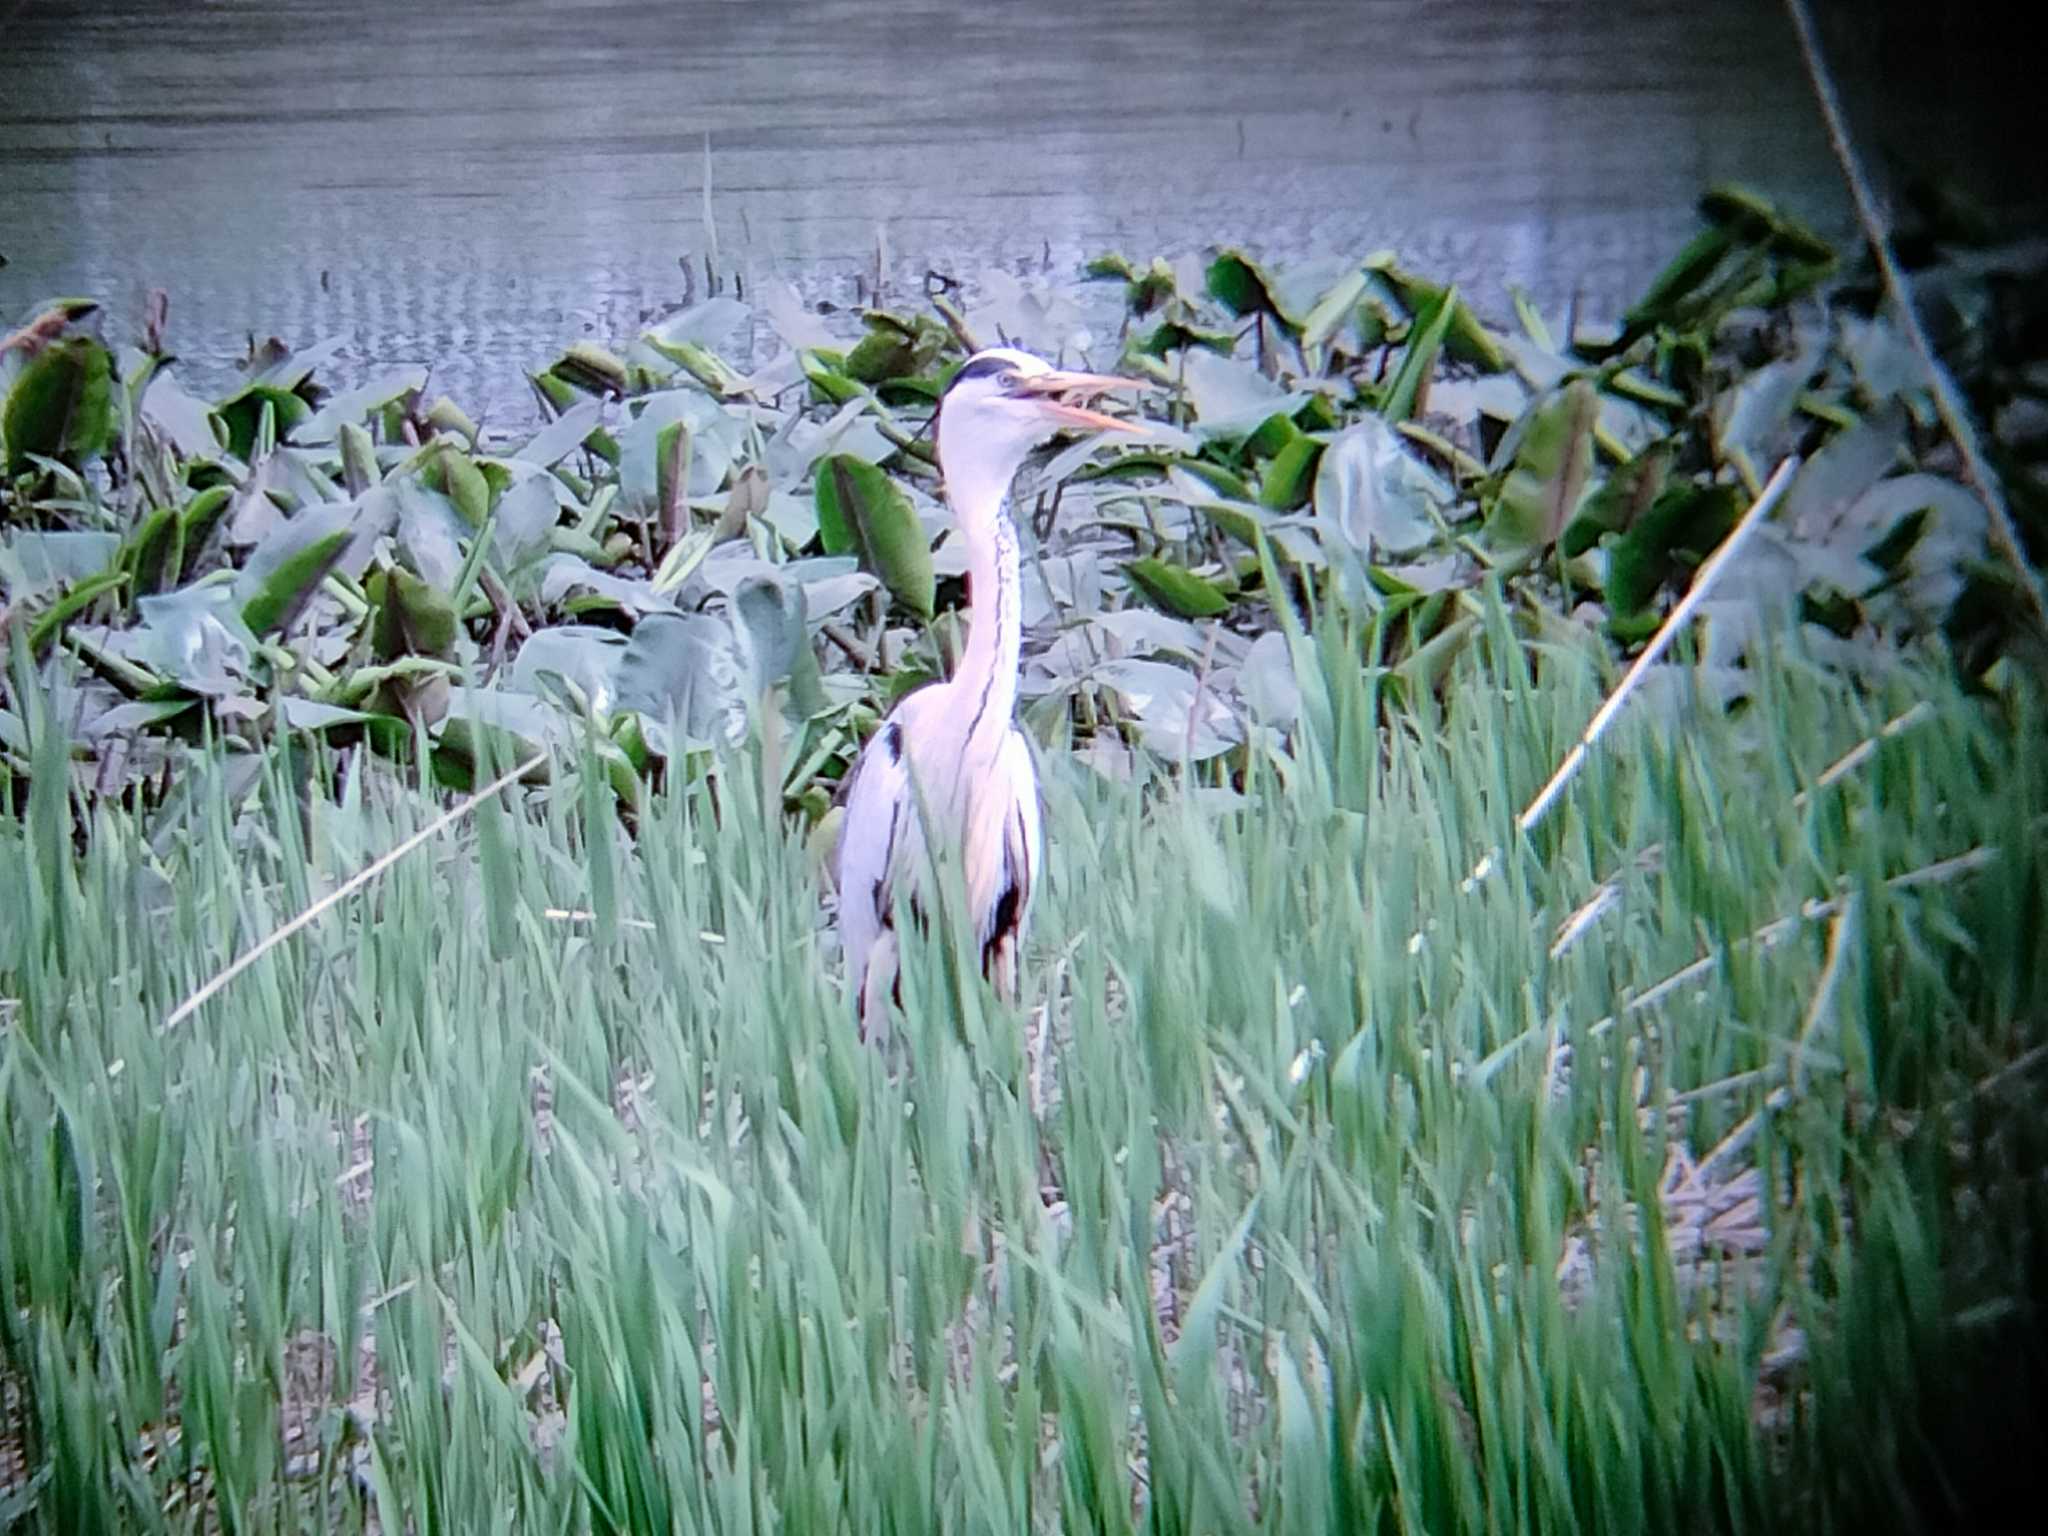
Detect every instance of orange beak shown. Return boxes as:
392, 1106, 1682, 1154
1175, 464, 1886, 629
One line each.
1016, 368, 1149, 433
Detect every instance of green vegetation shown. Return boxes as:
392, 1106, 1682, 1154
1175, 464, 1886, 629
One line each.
4, 184, 2048, 1527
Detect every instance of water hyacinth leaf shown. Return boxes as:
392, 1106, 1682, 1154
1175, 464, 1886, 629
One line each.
1236, 629, 1300, 727
239, 525, 352, 637
815, 454, 933, 618
1486, 379, 1599, 553
1378, 265, 1509, 372
732, 571, 808, 695
123, 507, 182, 596
1313, 415, 1448, 558
391, 479, 471, 590
645, 295, 750, 352
369, 566, 458, 660
1259, 435, 1323, 511
1713, 338, 1823, 469
1605, 481, 1742, 620
438, 446, 491, 528
1204, 249, 1277, 318
1378, 284, 1458, 423
1095, 657, 1242, 760
516, 398, 605, 469
215, 384, 312, 461
1125, 557, 1230, 619
508, 625, 628, 709
1785, 403, 1908, 543
488, 466, 565, 571
616, 390, 740, 516
0, 529, 121, 601
339, 421, 380, 495
127, 582, 255, 696
288, 366, 428, 445
615, 611, 747, 752
1621, 225, 1736, 337
3, 335, 116, 475
1300, 268, 1370, 355
139, 370, 225, 460
1563, 438, 1674, 557
538, 555, 676, 616
176, 485, 233, 579
1179, 349, 1312, 440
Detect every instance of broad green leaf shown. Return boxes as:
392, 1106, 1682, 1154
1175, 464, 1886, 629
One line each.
1605, 481, 1742, 620
214, 384, 311, 461
1486, 379, 1599, 553
240, 526, 351, 636
1125, 558, 1230, 619
815, 454, 933, 618
288, 365, 427, 445
3, 336, 116, 476
1378, 264, 1508, 371
1259, 435, 1323, 511
615, 611, 746, 753
1313, 415, 1450, 558
516, 398, 605, 469
1, 529, 121, 600
27, 569, 127, 654
1378, 284, 1457, 423
439, 447, 491, 528
1205, 250, 1277, 318
369, 566, 458, 660
731, 571, 807, 694
1563, 438, 1674, 557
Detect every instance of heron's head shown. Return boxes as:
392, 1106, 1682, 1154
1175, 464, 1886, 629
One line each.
934, 347, 1145, 511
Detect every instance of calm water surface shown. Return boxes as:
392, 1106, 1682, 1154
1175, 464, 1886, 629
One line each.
0, 0, 2028, 423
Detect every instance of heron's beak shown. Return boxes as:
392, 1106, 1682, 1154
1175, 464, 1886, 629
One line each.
1019, 369, 1149, 433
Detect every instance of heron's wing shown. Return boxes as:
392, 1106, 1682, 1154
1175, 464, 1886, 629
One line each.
834, 694, 936, 1024
973, 726, 1043, 990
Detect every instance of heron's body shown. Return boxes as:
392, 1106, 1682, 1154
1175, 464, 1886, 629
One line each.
832, 347, 1140, 1038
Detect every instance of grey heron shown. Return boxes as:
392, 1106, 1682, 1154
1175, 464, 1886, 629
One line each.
833, 346, 1145, 1039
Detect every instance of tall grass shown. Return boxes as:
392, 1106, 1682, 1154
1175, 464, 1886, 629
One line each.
3, 597, 2045, 1532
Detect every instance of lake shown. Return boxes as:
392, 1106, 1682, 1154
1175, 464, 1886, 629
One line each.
2, 0, 2031, 424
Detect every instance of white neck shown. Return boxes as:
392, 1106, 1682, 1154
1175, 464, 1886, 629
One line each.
942, 452, 1027, 755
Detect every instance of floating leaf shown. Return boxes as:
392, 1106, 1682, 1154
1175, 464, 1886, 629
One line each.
1205, 250, 1278, 318
1125, 558, 1230, 619
517, 398, 605, 469
139, 371, 225, 460
1605, 482, 1742, 621
1179, 349, 1311, 440
1259, 435, 1323, 511
240, 524, 351, 637
815, 454, 933, 618
369, 566, 458, 660
3, 335, 116, 475
288, 366, 428, 445
215, 384, 312, 461
1313, 416, 1450, 558
1486, 379, 1599, 554
1, 530, 121, 601
615, 611, 746, 753
1378, 284, 1457, 423
731, 571, 808, 694
1563, 439, 1674, 558
509, 625, 628, 710
488, 466, 565, 571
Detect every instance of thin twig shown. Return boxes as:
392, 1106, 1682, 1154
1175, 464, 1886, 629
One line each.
1509, 457, 1800, 852
1790, 893, 1856, 1096
1783, 0, 2048, 633
1792, 701, 1935, 808
160, 752, 549, 1033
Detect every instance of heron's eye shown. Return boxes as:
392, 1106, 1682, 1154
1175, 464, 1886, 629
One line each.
998, 371, 1022, 391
